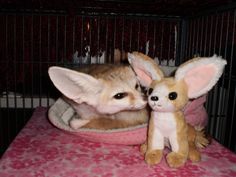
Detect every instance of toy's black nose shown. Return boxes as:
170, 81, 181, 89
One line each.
151, 96, 159, 101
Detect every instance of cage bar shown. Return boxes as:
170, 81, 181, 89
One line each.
0, 6, 235, 155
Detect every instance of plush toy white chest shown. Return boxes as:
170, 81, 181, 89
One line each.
152, 111, 177, 136
151, 111, 179, 151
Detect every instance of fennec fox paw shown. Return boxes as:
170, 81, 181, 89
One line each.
166, 152, 187, 168
145, 150, 163, 165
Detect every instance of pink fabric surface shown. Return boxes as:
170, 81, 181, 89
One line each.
1, 107, 236, 177
184, 95, 208, 128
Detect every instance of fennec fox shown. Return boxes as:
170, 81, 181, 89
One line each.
48, 52, 156, 130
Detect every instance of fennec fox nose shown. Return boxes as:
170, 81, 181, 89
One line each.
151, 96, 159, 101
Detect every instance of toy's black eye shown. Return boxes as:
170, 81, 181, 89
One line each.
113, 92, 128, 99
135, 84, 139, 90
169, 92, 178, 100
148, 88, 153, 95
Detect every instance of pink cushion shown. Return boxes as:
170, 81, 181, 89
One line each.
0, 107, 236, 177
69, 126, 147, 145
184, 95, 208, 128
48, 96, 208, 145
48, 98, 147, 145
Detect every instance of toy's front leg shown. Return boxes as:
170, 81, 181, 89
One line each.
145, 120, 164, 165
166, 133, 188, 168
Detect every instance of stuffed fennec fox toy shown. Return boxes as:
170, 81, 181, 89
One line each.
129, 54, 226, 168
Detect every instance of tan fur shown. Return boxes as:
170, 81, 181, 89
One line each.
70, 64, 149, 130
145, 77, 205, 167
143, 117, 208, 166
143, 121, 207, 165
49, 52, 171, 130
145, 109, 190, 168
74, 52, 166, 131
132, 52, 164, 79
195, 127, 210, 148
150, 78, 188, 111
113, 49, 128, 63
129, 54, 224, 168
49, 53, 218, 154
82, 108, 149, 130
187, 125, 201, 162
144, 71, 209, 168
167, 111, 188, 168
142, 55, 226, 168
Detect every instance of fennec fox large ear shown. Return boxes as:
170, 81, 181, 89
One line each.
48, 66, 103, 105
128, 52, 164, 87
175, 55, 227, 99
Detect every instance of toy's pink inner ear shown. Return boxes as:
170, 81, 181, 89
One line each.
185, 65, 216, 97
135, 68, 153, 87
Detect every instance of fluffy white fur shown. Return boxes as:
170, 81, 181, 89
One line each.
175, 55, 227, 98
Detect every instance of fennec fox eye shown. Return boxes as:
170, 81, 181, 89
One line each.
113, 92, 128, 99
135, 83, 147, 95
168, 92, 178, 100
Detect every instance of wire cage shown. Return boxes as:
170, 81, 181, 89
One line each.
181, 9, 236, 151
0, 3, 235, 155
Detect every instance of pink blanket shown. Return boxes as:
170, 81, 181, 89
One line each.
0, 107, 236, 177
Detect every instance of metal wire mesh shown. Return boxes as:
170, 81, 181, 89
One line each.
181, 9, 236, 151
0, 11, 180, 155
0, 6, 235, 155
